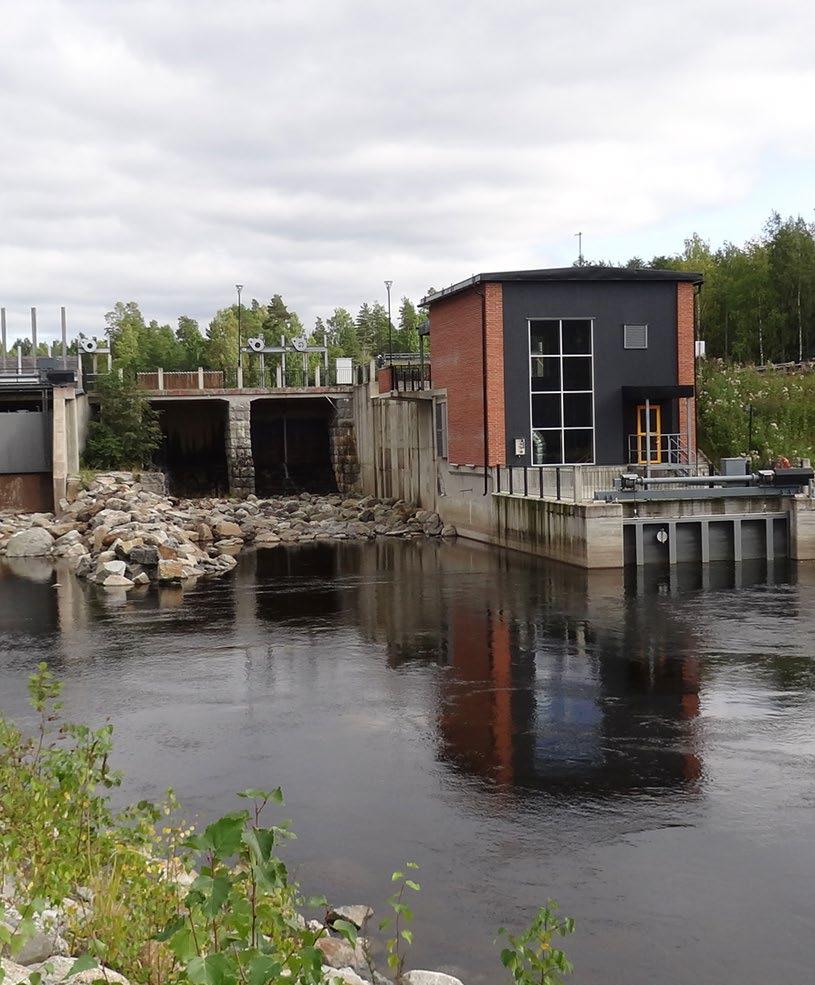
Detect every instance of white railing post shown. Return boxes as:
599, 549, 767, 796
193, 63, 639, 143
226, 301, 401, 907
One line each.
157, 367, 164, 390
573, 466, 584, 503
198, 366, 204, 390
237, 365, 244, 389
315, 363, 321, 387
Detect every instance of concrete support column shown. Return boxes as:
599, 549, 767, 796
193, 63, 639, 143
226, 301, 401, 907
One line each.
51, 386, 72, 510
226, 398, 255, 497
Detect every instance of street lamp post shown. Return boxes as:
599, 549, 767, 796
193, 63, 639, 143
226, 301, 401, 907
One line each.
384, 280, 393, 368
235, 284, 243, 385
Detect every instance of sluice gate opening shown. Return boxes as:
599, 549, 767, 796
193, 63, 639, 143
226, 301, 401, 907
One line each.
251, 398, 336, 496
154, 399, 229, 496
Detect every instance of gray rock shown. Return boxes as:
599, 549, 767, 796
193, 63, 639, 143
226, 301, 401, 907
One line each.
100, 573, 135, 589
29, 956, 130, 985
327, 905, 373, 930
128, 545, 159, 566
98, 559, 126, 577
13, 926, 70, 965
402, 974, 464, 985
321, 968, 368, 985
5, 528, 54, 557
0, 957, 31, 985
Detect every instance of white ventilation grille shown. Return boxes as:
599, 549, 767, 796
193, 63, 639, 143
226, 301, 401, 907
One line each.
624, 324, 648, 349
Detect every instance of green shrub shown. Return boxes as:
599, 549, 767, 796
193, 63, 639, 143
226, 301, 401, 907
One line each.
698, 360, 815, 465
82, 374, 162, 470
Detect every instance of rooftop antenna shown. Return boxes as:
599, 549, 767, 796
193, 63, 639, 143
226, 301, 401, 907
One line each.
575, 231, 584, 266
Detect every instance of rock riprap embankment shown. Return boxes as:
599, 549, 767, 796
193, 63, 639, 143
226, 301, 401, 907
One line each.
0, 472, 456, 590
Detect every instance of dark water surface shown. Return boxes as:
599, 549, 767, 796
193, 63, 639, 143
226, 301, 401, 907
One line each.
2, 541, 815, 984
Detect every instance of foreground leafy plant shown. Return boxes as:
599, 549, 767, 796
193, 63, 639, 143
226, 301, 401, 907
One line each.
498, 901, 575, 985
377, 863, 420, 983
158, 788, 330, 985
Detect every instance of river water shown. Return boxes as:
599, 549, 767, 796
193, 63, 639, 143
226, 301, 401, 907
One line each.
2, 540, 815, 984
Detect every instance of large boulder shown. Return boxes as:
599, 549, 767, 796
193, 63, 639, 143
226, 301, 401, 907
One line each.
5, 528, 54, 557
212, 519, 242, 539
0, 958, 31, 985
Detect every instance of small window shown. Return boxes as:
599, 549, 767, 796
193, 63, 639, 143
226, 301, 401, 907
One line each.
624, 324, 648, 349
434, 400, 448, 459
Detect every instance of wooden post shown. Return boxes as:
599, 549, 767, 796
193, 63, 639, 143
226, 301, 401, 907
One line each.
198, 366, 204, 389
157, 367, 164, 390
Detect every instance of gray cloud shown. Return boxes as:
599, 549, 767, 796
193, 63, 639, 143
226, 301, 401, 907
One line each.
1, 0, 814, 339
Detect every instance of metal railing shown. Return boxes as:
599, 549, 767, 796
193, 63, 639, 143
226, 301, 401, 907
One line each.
137, 370, 225, 391
627, 432, 689, 467
392, 364, 432, 392
493, 464, 624, 502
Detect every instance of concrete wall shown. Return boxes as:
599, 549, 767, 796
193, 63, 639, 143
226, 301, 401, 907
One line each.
493, 494, 624, 568
0, 473, 53, 512
0, 411, 51, 473
353, 383, 626, 567
352, 383, 437, 505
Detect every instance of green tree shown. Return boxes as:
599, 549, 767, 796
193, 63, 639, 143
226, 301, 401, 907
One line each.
326, 307, 361, 362
82, 373, 162, 469
395, 297, 422, 353
106, 302, 145, 376
176, 315, 206, 369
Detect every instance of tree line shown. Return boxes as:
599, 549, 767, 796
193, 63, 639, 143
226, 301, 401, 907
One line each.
1, 294, 426, 377
606, 211, 815, 364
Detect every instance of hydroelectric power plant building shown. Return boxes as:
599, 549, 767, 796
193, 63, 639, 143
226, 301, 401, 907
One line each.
3, 268, 815, 569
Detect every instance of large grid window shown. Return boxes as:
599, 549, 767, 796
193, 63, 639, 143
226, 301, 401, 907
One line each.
529, 318, 594, 465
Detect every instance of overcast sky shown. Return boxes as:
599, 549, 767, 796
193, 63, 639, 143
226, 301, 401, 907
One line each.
1, 0, 814, 341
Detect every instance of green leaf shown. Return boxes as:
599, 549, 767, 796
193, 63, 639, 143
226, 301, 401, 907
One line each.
167, 927, 197, 963
67, 956, 98, 977
332, 919, 358, 945
236, 787, 283, 804
155, 916, 185, 942
203, 812, 248, 858
400, 929, 413, 944
246, 954, 282, 985
243, 826, 276, 864
186, 953, 234, 985
391, 870, 404, 882
405, 880, 421, 892
28, 973, 42, 985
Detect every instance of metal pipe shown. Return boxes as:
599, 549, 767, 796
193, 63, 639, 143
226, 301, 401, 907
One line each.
31, 307, 37, 360
645, 397, 651, 479
1, 307, 6, 370
632, 473, 770, 487
61, 306, 68, 368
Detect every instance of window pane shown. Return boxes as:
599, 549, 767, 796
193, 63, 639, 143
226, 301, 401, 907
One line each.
563, 429, 593, 464
532, 429, 562, 465
531, 357, 560, 391
532, 393, 561, 428
563, 357, 592, 391
563, 393, 593, 428
530, 320, 560, 355
561, 319, 592, 354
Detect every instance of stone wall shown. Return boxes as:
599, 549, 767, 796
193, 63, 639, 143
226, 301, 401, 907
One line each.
226, 399, 255, 497
328, 396, 360, 493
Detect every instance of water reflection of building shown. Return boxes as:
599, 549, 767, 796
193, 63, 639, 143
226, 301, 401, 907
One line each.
351, 539, 709, 795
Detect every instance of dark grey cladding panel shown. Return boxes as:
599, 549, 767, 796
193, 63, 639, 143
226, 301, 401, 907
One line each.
501, 281, 680, 467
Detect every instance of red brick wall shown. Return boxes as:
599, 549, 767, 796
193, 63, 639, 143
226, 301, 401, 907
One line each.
676, 281, 696, 455
429, 284, 506, 465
